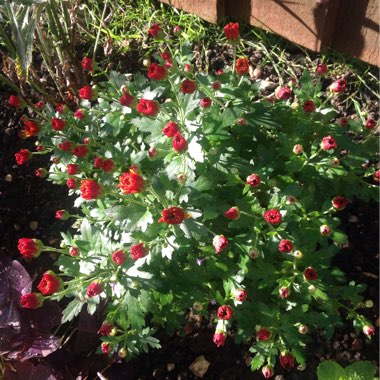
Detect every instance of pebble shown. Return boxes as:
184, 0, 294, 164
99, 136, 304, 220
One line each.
167, 363, 175, 372
5, 174, 12, 182
189, 355, 210, 378
29, 221, 38, 230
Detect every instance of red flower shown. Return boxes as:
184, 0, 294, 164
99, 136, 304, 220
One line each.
148, 23, 161, 38
320, 224, 332, 236
225, 206, 240, 220
23, 120, 39, 137
316, 63, 327, 75
330, 79, 346, 93
212, 81, 221, 90
256, 328, 271, 341
374, 170, 380, 183
180, 79, 196, 94
213, 235, 228, 254
158, 207, 185, 224
279, 353, 295, 369
200, 97, 212, 108
137, 99, 159, 116
15, 149, 31, 165
80, 179, 102, 200
184, 63, 192, 73
37, 271, 62, 295
235, 57, 249, 75
275, 86, 292, 100
213, 332, 226, 347
20, 293, 43, 309
303, 267, 318, 281
18, 238, 43, 259
51, 118, 66, 131
120, 93, 135, 107
35, 101, 45, 109
339, 117, 349, 127
112, 250, 127, 265
246, 173, 261, 187
93, 157, 104, 168
321, 135, 337, 150
303, 100, 316, 112
67, 164, 79, 175
69, 246, 79, 256
224, 22, 240, 41
98, 322, 114, 336
279, 287, 290, 299
172, 132, 188, 152
217, 305, 234, 320
262, 366, 274, 379
86, 280, 103, 297
35, 168, 47, 178
56, 209, 69, 220
163, 121, 180, 137
131, 243, 148, 260
74, 109, 86, 119
332, 196, 349, 210
173, 25, 181, 35
82, 57, 93, 71
161, 51, 171, 60
72, 144, 89, 158
79, 85, 93, 100
67, 178, 77, 189
147, 63, 167, 80
263, 209, 282, 225
118, 170, 144, 194
363, 325, 375, 336
101, 159, 114, 172
55, 103, 66, 113
148, 147, 157, 157
278, 239, 293, 253
364, 118, 377, 129
58, 141, 74, 151
234, 289, 247, 302
8, 95, 21, 108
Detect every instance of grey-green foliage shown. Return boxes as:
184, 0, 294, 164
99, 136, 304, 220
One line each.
317, 360, 377, 380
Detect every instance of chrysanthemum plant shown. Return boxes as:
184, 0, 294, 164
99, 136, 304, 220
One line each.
14, 22, 378, 377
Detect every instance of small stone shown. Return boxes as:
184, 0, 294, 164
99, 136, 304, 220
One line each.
29, 221, 38, 230
275, 376, 285, 380
351, 338, 362, 351
14, 224, 21, 231
349, 215, 359, 222
189, 355, 210, 378
167, 363, 175, 372
259, 80, 277, 91
5, 174, 12, 182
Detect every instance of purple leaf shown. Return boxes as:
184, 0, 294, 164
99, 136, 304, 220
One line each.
9, 260, 32, 296
3, 361, 57, 380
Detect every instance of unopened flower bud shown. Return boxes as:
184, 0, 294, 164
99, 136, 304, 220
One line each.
193, 302, 203, 311
363, 325, 375, 336
118, 347, 128, 358
249, 249, 259, 259
286, 195, 297, 205
142, 59, 151, 67
231, 168, 239, 175
293, 250, 303, 259
184, 64, 192, 73
293, 144, 303, 155
173, 25, 181, 35
298, 324, 308, 334
330, 157, 340, 166
308, 285, 316, 293
109, 327, 118, 336
291, 102, 299, 110
320, 225, 332, 236
279, 287, 290, 299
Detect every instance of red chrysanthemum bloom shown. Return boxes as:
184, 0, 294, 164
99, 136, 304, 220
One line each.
332, 196, 349, 210
67, 164, 79, 175
72, 144, 89, 158
55, 103, 66, 113
263, 209, 282, 225
69, 246, 79, 257
321, 135, 337, 150
330, 79, 346, 93
279, 353, 295, 369
262, 366, 274, 379
363, 325, 375, 336
147, 63, 167, 80
15, 149, 31, 165
118, 170, 144, 194
172, 132, 188, 152
303, 267, 318, 281
224, 206, 240, 220
148, 23, 161, 38
137, 99, 159, 116
160, 51, 171, 60
112, 249, 127, 266
224, 22, 240, 41
58, 141, 74, 151
93, 157, 104, 168
23, 120, 39, 137
339, 117, 349, 127
82, 57, 93, 71
234, 289, 247, 302
131, 243, 148, 261
101, 342, 111, 354
235, 57, 249, 75
18, 238, 43, 259
374, 170, 380, 183
212, 80, 221, 90
37, 271, 62, 295
200, 97, 212, 108
79, 85, 93, 100
316, 63, 327, 75
303, 100, 316, 112
20, 293, 43, 309
51, 118, 66, 131
80, 179, 102, 200
246, 173, 261, 187
34, 101, 45, 109
74, 109, 86, 119
217, 305, 234, 320
67, 178, 77, 189
86, 280, 103, 297
158, 207, 185, 224
364, 118, 377, 129
275, 86, 292, 100
163, 121, 180, 137
213, 235, 229, 254
98, 322, 114, 336
180, 79, 197, 94
8, 95, 21, 108
120, 93, 135, 107
256, 328, 271, 341
278, 239, 293, 253
213, 331, 226, 347
56, 209, 69, 220
101, 159, 114, 172
35, 168, 47, 178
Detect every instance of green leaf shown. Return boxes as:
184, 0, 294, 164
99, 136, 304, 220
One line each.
250, 353, 265, 371
80, 218, 94, 243
62, 298, 84, 323
127, 294, 145, 330
317, 361, 346, 380
332, 231, 348, 245
345, 361, 376, 380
